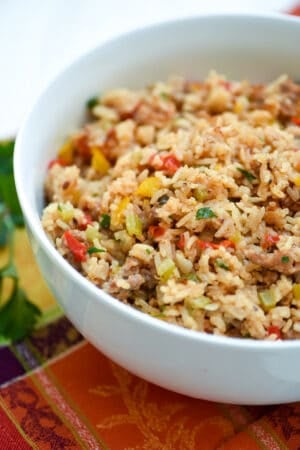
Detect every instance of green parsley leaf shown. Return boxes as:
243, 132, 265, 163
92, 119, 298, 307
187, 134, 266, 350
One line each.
215, 259, 229, 270
237, 167, 256, 182
0, 286, 41, 341
87, 247, 105, 254
196, 207, 217, 219
160, 92, 170, 101
100, 213, 111, 229
86, 96, 98, 110
281, 255, 290, 264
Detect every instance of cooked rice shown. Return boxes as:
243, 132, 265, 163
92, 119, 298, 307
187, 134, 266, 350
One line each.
42, 71, 300, 340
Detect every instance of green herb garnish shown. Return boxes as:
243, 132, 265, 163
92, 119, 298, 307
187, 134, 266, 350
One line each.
57, 204, 63, 212
196, 207, 217, 219
86, 96, 99, 110
87, 247, 105, 254
281, 256, 290, 264
157, 194, 169, 205
237, 167, 256, 182
100, 213, 111, 229
215, 259, 229, 270
146, 249, 152, 255
160, 92, 170, 101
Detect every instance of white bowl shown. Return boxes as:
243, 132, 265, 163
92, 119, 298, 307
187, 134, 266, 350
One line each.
15, 13, 300, 404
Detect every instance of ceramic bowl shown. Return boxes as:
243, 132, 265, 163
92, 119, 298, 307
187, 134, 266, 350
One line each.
14, 13, 300, 404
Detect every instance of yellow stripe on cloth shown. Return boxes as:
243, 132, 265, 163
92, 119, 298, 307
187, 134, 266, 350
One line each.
0, 228, 57, 313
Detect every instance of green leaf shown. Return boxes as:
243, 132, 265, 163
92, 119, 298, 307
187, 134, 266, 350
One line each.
237, 167, 256, 182
215, 259, 229, 270
100, 213, 111, 229
281, 256, 290, 264
0, 141, 24, 226
0, 286, 41, 341
196, 207, 217, 219
87, 246, 105, 254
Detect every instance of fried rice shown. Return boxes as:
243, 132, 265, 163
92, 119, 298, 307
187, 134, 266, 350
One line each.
42, 71, 300, 340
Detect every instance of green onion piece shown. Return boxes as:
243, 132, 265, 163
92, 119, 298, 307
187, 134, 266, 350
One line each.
281, 256, 289, 264
57, 204, 62, 212
157, 258, 175, 281
87, 247, 105, 254
126, 213, 143, 238
160, 92, 170, 101
196, 207, 217, 219
187, 296, 211, 309
86, 96, 98, 110
100, 214, 111, 229
215, 259, 229, 270
157, 194, 169, 205
185, 273, 199, 282
258, 288, 277, 311
237, 167, 256, 182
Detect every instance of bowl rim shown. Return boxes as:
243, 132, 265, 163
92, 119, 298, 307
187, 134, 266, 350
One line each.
14, 11, 300, 351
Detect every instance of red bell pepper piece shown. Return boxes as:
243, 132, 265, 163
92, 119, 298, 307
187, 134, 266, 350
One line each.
63, 230, 87, 262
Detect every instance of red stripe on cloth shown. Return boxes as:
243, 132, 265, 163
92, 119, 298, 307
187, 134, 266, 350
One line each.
0, 405, 32, 450
288, 4, 300, 15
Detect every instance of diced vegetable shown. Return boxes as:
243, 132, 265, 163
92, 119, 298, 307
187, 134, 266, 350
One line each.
91, 147, 111, 175
149, 225, 165, 239
294, 176, 300, 187
185, 273, 199, 282
215, 259, 229, 270
259, 288, 277, 311
267, 325, 281, 339
63, 231, 87, 262
237, 167, 256, 182
111, 197, 130, 227
187, 296, 211, 309
86, 96, 99, 110
177, 234, 185, 250
157, 194, 169, 205
219, 240, 235, 249
193, 188, 207, 202
161, 154, 181, 176
262, 233, 280, 249
48, 158, 68, 169
58, 204, 75, 222
126, 213, 143, 238
291, 117, 300, 126
196, 207, 217, 219
87, 247, 105, 254
160, 92, 170, 101
85, 225, 100, 242
136, 177, 161, 197
78, 213, 93, 230
293, 284, 300, 300
157, 258, 176, 281
58, 139, 74, 164
100, 213, 111, 229
229, 231, 242, 244
281, 256, 290, 264
197, 240, 219, 250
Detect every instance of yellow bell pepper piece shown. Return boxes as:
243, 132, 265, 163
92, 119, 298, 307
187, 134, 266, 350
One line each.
136, 177, 161, 197
294, 176, 300, 187
229, 231, 242, 244
58, 139, 74, 164
91, 147, 111, 175
111, 197, 130, 227
293, 284, 300, 300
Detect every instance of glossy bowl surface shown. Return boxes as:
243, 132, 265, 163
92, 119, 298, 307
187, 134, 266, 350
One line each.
15, 13, 300, 404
